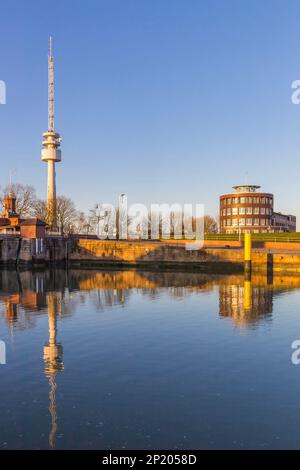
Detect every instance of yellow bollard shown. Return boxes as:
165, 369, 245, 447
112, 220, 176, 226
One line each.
244, 233, 252, 273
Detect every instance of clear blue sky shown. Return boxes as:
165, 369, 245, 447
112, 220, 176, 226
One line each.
1, 0, 300, 225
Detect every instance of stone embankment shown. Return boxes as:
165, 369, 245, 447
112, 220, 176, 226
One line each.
0, 236, 300, 274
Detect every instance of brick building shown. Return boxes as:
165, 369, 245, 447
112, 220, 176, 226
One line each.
220, 185, 296, 234
272, 212, 296, 232
0, 192, 46, 238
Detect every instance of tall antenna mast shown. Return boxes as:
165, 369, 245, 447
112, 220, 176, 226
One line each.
48, 36, 54, 132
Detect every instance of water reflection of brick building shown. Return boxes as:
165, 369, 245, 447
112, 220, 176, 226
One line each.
219, 282, 273, 327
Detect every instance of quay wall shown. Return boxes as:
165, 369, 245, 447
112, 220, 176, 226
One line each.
0, 237, 68, 265
69, 239, 299, 274
70, 239, 243, 272
0, 237, 300, 274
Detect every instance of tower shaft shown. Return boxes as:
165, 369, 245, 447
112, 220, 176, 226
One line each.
47, 160, 57, 227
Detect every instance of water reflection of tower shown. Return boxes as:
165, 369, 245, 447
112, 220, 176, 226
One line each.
219, 278, 273, 327
5, 298, 18, 324
43, 292, 64, 449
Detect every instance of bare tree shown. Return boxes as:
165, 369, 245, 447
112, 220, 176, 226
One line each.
204, 215, 218, 234
89, 204, 104, 234
32, 199, 48, 222
75, 211, 93, 235
89, 203, 119, 237
0, 183, 37, 217
56, 196, 77, 235
75, 211, 87, 234
33, 196, 77, 234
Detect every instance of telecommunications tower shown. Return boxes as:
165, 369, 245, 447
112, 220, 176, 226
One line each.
41, 36, 62, 229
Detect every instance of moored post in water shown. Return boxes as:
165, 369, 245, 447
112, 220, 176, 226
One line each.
244, 233, 252, 274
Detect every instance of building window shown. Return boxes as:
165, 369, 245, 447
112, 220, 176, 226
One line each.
246, 207, 252, 214
254, 218, 259, 225
254, 207, 259, 214
227, 197, 232, 204
223, 209, 226, 216
260, 197, 265, 204
234, 197, 240, 204
260, 207, 265, 215
239, 207, 245, 215
232, 218, 238, 226
232, 208, 238, 215
253, 197, 258, 203
246, 218, 252, 225
261, 219, 266, 225
240, 197, 245, 204
227, 208, 231, 215
239, 218, 245, 226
